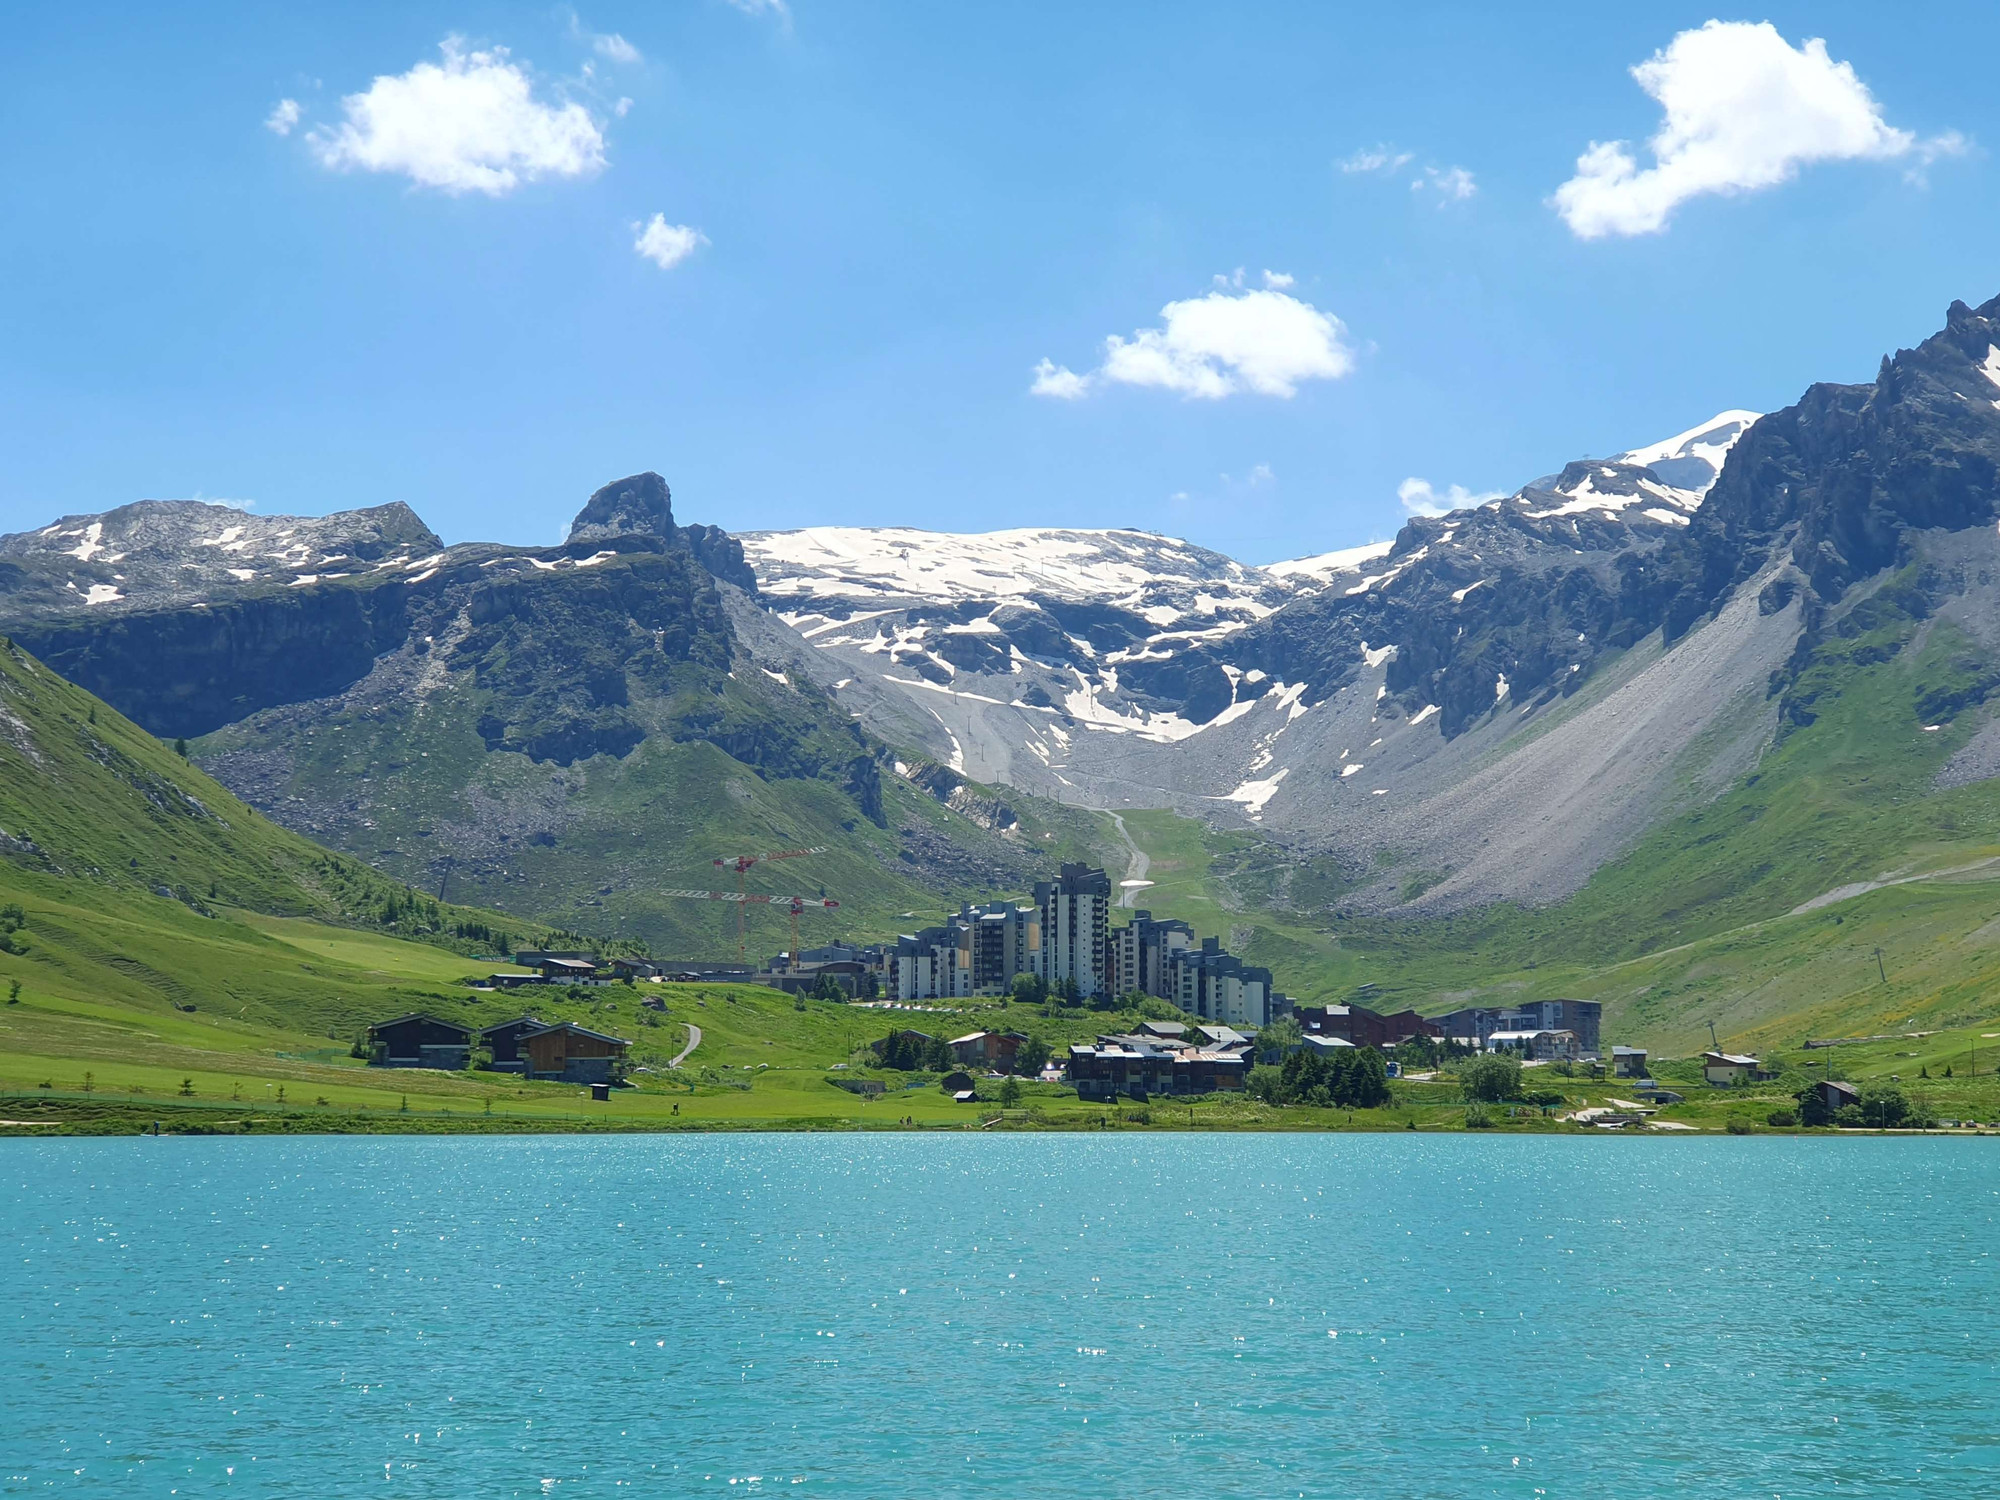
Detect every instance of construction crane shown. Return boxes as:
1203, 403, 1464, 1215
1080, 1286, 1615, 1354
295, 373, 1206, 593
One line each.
707, 846, 827, 960
665, 890, 840, 968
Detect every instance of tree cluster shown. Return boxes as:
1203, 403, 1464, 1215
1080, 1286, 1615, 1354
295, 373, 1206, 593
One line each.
1249, 1046, 1391, 1109
1456, 1054, 1522, 1104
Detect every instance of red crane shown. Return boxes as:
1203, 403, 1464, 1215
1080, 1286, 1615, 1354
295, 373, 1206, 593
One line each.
665, 890, 840, 969
708, 846, 827, 961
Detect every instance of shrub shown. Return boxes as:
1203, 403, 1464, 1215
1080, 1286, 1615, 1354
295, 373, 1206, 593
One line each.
1767, 1109, 1798, 1127
1458, 1055, 1522, 1104
1726, 1118, 1753, 1135
998, 1076, 1022, 1106
1464, 1103, 1495, 1128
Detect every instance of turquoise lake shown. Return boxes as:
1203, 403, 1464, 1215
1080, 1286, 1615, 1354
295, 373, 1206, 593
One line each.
4, 1135, 1996, 1496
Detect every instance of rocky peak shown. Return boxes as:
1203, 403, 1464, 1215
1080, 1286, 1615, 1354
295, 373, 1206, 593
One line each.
567, 472, 677, 546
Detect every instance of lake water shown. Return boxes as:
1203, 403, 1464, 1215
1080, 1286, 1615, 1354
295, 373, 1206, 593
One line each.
3, 1135, 1996, 1496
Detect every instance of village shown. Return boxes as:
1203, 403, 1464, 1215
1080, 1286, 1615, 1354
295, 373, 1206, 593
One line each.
358, 859, 1828, 1124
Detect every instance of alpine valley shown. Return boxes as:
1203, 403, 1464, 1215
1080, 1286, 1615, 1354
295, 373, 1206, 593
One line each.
12, 294, 2000, 1051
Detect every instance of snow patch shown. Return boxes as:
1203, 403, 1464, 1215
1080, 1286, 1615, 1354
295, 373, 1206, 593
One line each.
67, 522, 106, 562
1219, 767, 1290, 815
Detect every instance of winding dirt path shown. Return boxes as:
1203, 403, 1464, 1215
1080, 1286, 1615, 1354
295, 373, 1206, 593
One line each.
1108, 811, 1151, 906
669, 1023, 702, 1068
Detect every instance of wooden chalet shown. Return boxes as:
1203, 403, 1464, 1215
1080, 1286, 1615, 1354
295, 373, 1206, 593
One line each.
520, 1021, 631, 1084
368, 1014, 472, 1070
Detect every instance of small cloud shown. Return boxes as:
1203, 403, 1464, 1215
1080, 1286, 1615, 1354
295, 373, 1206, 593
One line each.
265, 98, 303, 136
1398, 477, 1503, 518
1339, 145, 1413, 175
594, 32, 641, 64
1422, 165, 1476, 201
633, 213, 707, 269
1552, 20, 1957, 239
1245, 463, 1275, 487
1260, 270, 1294, 289
724, 0, 794, 29
1033, 278, 1353, 402
1030, 359, 1090, 400
306, 38, 607, 197
565, 10, 643, 64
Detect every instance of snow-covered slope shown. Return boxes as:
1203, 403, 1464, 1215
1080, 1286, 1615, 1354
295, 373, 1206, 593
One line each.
740, 410, 1776, 908
0, 500, 445, 619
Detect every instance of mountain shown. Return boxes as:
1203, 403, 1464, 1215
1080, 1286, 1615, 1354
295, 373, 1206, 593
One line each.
739, 408, 1771, 906
0, 476, 1118, 955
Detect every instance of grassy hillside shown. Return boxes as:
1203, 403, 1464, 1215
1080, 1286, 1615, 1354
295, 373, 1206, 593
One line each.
0, 635, 587, 954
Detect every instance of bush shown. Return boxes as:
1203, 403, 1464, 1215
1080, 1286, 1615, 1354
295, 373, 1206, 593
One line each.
1833, 1104, 1865, 1127
1522, 1089, 1567, 1109
998, 1076, 1022, 1106
1458, 1055, 1522, 1104
1767, 1109, 1798, 1128
1726, 1118, 1754, 1135
1464, 1103, 1495, 1128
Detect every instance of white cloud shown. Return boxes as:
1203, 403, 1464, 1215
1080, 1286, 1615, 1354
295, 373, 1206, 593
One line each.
725, 0, 794, 28
1339, 145, 1413, 175
594, 32, 641, 64
264, 98, 302, 136
1420, 165, 1476, 201
307, 38, 606, 196
1032, 280, 1354, 401
1260, 269, 1294, 289
1398, 478, 1503, 518
1030, 359, 1091, 400
633, 214, 707, 269
1245, 462, 1275, 486
1553, 20, 1957, 239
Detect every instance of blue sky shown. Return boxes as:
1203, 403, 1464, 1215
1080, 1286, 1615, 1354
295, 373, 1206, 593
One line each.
1, 3, 1994, 563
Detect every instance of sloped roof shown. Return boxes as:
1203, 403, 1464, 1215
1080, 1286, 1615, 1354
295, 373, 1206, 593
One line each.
522, 1021, 630, 1047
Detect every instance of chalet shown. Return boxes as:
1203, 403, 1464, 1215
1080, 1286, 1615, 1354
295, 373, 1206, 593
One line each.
947, 1030, 1030, 1070
1808, 1079, 1861, 1115
539, 957, 602, 983
1612, 1045, 1649, 1078
368, 1014, 472, 1070
479, 1016, 545, 1074
484, 972, 548, 991
520, 1021, 631, 1084
610, 958, 661, 979
1703, 1051, 1762, 1086
1067, 1037, 1175, 1101
514, 950, 601, 968
1134, 1020, 1188, 1041
1298, 1003, 1439, 1050
1066, 1033, 1250, 1101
